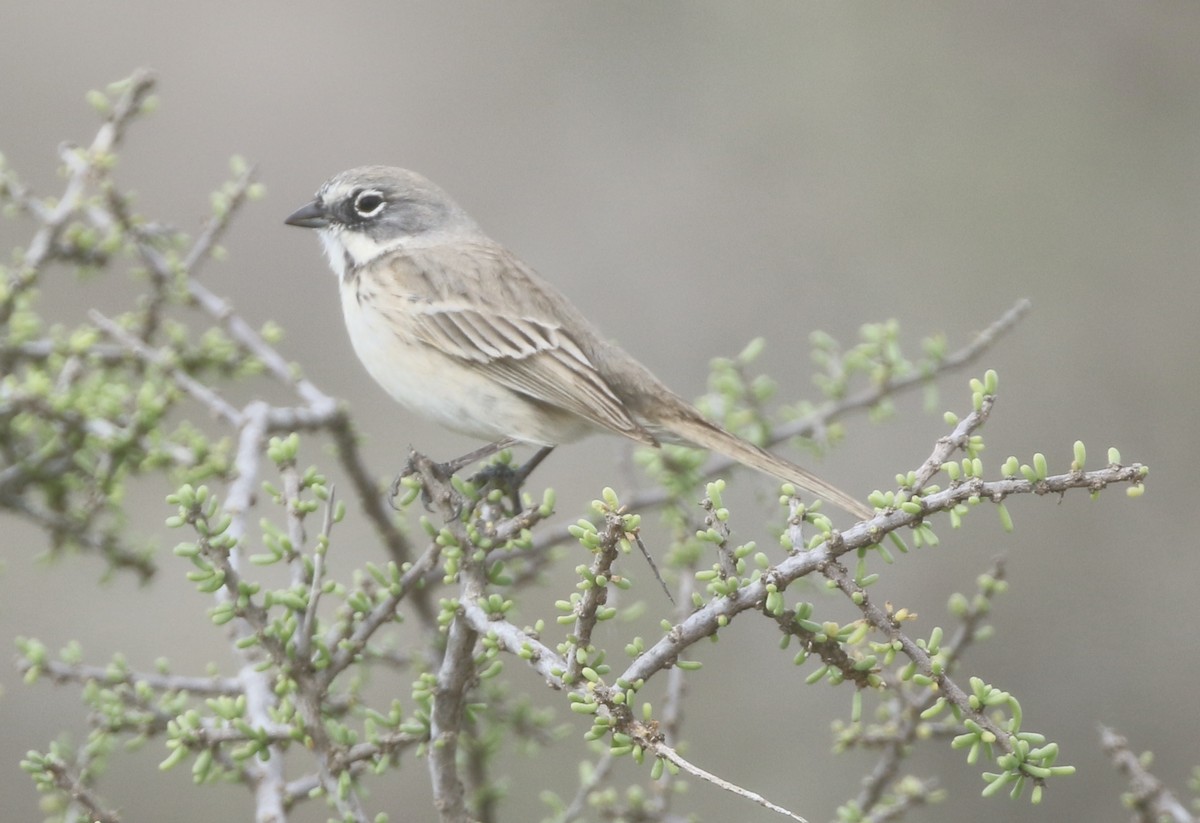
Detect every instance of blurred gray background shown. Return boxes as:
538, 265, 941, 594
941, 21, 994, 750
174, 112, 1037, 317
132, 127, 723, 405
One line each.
2, 2, 1198, 821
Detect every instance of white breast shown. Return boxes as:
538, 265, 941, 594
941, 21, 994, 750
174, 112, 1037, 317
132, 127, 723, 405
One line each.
337, 273, 593, 447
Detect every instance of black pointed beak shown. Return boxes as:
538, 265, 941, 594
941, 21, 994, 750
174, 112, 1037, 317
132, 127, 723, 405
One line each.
284, 199, 330, 229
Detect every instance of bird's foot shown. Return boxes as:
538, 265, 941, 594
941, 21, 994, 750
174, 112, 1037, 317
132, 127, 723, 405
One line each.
388, 439, 542, 516
389, 448, 457, 513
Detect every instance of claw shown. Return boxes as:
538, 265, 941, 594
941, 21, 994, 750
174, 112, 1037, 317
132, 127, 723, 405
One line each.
388, 442, 555, 515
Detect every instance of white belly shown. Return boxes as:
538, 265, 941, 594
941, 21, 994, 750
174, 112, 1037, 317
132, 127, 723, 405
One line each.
339, 279, 592, 446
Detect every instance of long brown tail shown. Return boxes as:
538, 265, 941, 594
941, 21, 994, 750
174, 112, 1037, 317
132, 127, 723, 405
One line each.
662, 414, 874, 520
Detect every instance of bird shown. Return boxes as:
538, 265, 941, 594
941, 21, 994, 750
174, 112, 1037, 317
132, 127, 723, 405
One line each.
285, 166, 872, 519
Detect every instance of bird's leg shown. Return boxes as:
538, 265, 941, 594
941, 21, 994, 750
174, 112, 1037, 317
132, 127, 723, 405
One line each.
442, 437, 523, 475
388, 438, 522, 511
469, 445, 556, 512
504, 445, 555, 511
508, 444, 554, 492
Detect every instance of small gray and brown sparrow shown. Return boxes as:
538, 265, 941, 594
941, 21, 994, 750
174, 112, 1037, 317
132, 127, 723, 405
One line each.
286, 167, 871, 519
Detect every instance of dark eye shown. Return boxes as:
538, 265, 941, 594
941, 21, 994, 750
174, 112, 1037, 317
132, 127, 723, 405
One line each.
352, 190, 386, 217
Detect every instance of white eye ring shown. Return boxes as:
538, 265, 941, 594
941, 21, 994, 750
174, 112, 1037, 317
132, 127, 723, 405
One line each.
353, 189, 386, 217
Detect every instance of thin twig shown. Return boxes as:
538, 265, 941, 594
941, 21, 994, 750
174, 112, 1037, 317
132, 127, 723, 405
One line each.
186, 278, 335, 413
88, 309, 244, 425
182, 166, 256, 274
39, 757, 121, 823
459, 599, 567, 689
775, 299, 1031, 443
1100, 726, 1194, 823
318, 539, 445, 689
846, 559, 1006, 816
19, 658, 241, 696
7, 70, 155, 284
554, 752, 615, 823
651, 743, 809, 823
564, 512, 625, 683
295, 486, 335, 663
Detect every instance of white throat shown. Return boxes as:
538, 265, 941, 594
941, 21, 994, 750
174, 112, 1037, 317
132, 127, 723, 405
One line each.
316, 226, 475, 281
316, 228, 398, 281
